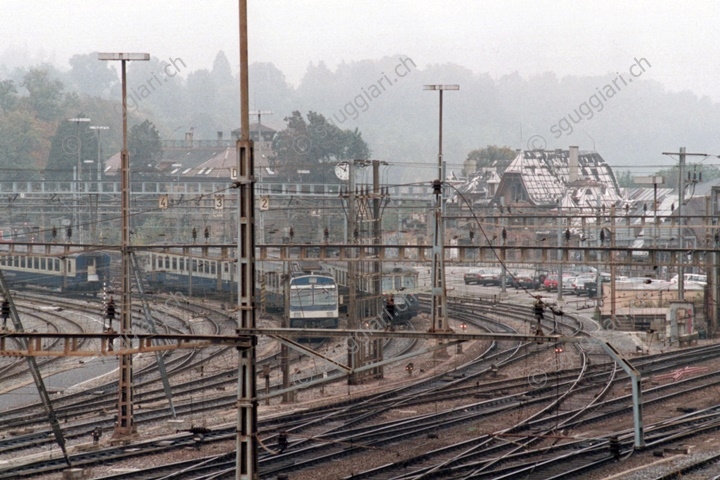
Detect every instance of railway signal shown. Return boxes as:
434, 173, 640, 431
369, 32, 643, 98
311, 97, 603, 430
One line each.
1, 300, 9, 329
106, 297, 116, 330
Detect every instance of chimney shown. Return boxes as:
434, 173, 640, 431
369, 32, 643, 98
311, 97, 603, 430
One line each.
569, 145, 579, 183
184, 128, 194, 145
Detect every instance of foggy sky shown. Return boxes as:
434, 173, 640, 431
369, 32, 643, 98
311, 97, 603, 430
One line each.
2, 0, 719, 102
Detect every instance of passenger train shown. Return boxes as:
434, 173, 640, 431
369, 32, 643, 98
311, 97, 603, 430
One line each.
139, 251, 418, 324
288, 273, 338, 329
140, 252, 339, 328
0, 251, 111, 294
320, 262, 421, 323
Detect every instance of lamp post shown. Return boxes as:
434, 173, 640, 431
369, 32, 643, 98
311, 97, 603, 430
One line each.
68, 117, 90, 243
68, 118, 90, 181
423, 84, 458, 333
98, 52, 150, 438
89, 126, 109, 183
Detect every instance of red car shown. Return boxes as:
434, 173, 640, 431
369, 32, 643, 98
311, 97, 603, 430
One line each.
543, 275, 559, 291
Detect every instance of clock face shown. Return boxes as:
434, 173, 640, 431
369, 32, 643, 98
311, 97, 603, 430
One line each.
335, 162, 349, 180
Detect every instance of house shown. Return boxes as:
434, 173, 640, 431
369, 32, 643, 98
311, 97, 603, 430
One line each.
494, 146, 622, 211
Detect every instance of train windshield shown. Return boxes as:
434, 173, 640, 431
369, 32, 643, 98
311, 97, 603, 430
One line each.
290, 287, 336, 308
290, 276, 337, 309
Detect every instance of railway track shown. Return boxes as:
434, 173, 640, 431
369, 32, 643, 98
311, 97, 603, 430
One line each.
3, 296, 720, 479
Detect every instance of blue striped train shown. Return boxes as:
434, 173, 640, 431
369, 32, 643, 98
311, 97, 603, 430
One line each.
140, 252, 339, 329
0, 251, 111, 294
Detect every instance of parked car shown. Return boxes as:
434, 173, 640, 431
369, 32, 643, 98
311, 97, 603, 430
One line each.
543, 275, 559, 291
464, 268, 489, 285
510, 272, 536, 289
570, 274, 596, 295
583, 274, 611, 298
480, 268, 502, 286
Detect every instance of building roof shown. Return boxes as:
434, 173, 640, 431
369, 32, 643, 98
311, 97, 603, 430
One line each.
498, 149, 622, 209
104, 147, 233, 176
184, 147, 235, 178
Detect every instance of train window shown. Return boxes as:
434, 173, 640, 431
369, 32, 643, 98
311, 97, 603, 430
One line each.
198, 261, 205, 273
191, 259, 197, 272
67, 260, 72, 273
54, 259, 60, 271
180, 258, 185, 271
41, 258, 46, 270
210, 262, 216, 275
20, 257, 25, 268
164, 256, 170, 269
394, 276, 402, 290
172, 257, 177, 270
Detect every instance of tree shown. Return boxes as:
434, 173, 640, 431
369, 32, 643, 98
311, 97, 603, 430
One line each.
21, 67, 64, 122
0, 110, 44, 180
67, 53, 118, 97
615, 170, 634, 188
128, 120, 162, 175
462, 146, 516, 177
0, 79, 17, 113
270, 111, 371, 183
211, 51, 234, 88
46, 114, 97, 181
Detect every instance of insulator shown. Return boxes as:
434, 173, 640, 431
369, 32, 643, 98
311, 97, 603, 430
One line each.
600, 229, 605, 244
501, 227, 507, 241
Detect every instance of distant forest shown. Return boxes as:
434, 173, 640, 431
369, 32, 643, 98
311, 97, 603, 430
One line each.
2, 51, 720, 183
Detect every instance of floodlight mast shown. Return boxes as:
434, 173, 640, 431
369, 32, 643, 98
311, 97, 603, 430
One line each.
98, 51, 149, 438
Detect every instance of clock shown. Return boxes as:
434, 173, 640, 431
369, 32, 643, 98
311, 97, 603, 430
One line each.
335, 162, 349, 181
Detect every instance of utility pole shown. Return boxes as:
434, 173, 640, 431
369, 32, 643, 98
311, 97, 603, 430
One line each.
424, 84, 458, 334
235, 0, 259, 477
677, 147, 686, 300
98, 52, 149, 439
557, 197, 564, 302
661, 148, 712, 299
347, 160, 358, 384
372, 160, 384, 379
